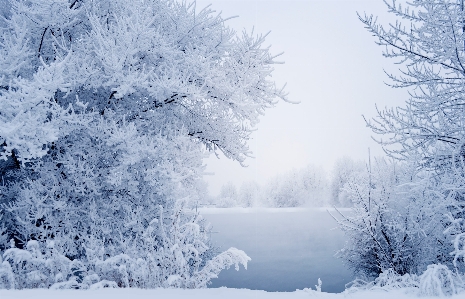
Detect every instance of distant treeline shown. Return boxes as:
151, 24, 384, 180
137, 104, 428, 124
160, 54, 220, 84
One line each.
206, 157, 366, 208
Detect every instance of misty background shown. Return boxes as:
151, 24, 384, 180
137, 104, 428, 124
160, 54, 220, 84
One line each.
197, 0, 408, 195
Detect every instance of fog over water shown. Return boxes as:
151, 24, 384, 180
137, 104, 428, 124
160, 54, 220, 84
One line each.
201, 208, 353, 293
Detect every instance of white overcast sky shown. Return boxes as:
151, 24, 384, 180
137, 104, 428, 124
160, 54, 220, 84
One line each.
197, 0, 410, 195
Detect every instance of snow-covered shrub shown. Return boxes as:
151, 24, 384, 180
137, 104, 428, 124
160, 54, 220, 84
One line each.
374, 269, 419, 291
345, 268, 419, 294
346, 265, 465, 296
2, 240, 72, 289
441, 145, 465, 275
189, 247, 251, 288
333, 158, 451, 278
419, 264, 464, 297
0, 255, 15, 289
0, 201, 250, 289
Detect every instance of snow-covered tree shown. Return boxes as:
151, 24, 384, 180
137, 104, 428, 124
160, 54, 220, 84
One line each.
326, 0, 465, 287
0, 0, 286, 166
262, 171, 302, 207
238, 181, 261, 207
362, 0, 465, 170
0, 0, 285, 289
330, 157, 365, 207
217, 181, 238, 208
261, 166, 329, 207
298, 165, 329, 206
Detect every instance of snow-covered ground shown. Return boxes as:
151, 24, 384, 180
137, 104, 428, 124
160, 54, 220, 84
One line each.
200, 207, 352, 293
1, 288, 464, 299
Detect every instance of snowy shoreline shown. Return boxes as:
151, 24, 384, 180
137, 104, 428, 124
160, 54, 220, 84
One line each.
1, 288, 464, 299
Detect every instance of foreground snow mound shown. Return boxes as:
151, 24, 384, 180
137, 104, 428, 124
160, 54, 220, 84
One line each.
345, 264, 465, 297
2, 287, 465, 299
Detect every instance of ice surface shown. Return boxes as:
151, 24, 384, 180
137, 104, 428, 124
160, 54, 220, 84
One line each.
200, 208, 353, 293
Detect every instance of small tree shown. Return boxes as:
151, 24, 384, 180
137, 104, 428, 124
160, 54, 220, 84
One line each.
330, 157, 365, 207
238, 181, 260, 207
356, 0, 465, 275
217, 182, 238, 208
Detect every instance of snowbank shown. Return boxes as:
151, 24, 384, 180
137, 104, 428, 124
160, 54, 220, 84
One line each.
1, 288, 464, 299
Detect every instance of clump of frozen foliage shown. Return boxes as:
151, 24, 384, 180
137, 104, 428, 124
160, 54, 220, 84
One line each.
0, 230, 250, 289
345, 265, 465, 297
0, 0, 284, 289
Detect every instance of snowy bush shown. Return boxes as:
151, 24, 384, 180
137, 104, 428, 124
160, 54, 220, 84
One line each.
419, 264, 464, 297
333, 158, 452, 278
346, 264, 465, 296
345, 268, 419, 294
0, 201, 251, 289
0, 237, 250, 289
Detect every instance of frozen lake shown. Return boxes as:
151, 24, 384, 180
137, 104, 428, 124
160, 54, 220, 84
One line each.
200, 208, 353, 293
